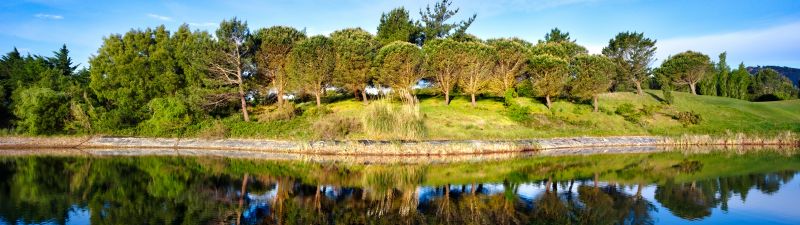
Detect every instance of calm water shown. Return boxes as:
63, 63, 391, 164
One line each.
0, 148, 799, 225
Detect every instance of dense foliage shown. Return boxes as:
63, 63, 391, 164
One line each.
0, 0, 797, 136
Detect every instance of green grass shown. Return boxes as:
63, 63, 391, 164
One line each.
169, 90, 800, 140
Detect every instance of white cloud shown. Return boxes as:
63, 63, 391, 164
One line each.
147, 13, 172, 21
34, 13, 63, 20
656, 21, 800, 66
188, 22, 216, 27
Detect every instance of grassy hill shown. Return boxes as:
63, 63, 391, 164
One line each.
186, 90, 800, 140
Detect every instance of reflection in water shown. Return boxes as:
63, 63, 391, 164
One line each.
0, 149, 798, 224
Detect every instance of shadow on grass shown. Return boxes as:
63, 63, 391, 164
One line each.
646, 91, 666, 103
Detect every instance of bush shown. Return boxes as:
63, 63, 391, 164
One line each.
254, 102, 297, 122
362, 100, 425, 140
138, 97, 192, 136
674, 111, 702, 127
506, 104, 532, 124
198, 119, 228, 139
12, 87, 69, 135
312, 115, 361, 139
639, 104, 661, 117
615, 103, 641, 123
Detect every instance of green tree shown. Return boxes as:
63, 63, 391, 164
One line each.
418, 0, 476, 44
529, 54, 569, 109
376, 7, 418, 46
255, 26, 306, 105
716, 52, 731, 97
208, 18, 254, 121
751, 68, 799, 100
602, 32, 657, 95
658, 51, 712, 95
458, 41, 496, 107
287, 35, 335, 107
12, 87, 69, 134
570, 55, 616, 112
729, 63, 752, 100
422, 38, 464, 105
330, 28, 379, 104
49, 44, 78, 77
141, 97, 192, 136
375, 41, 424, 104
544, 28, 571, 43
486, 38, 529, 95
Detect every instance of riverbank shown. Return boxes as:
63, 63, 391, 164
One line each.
1, 133, 797, 156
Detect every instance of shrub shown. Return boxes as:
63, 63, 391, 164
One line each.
312, 115, 361, 139
255, 102, 297, 122
615, 103, 641, 123
304, 104, 332, 117
198, 119, 229, 139
674, 111, 702, 127
506, 104, 532, 123
362, 100, 425, 140
65, 101, 93, 134
12, 87, 69, 135
138, 97, 192, 136
639, 104, 661, 117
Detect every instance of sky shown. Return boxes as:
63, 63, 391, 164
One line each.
1, 0, 799, 68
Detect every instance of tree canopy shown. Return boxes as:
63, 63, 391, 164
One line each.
602, 32, 657, 95
375, 41, 424, 104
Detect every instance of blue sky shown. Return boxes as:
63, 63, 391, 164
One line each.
2, 0, 799, 68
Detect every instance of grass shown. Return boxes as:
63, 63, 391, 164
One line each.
53, 90, 799, 140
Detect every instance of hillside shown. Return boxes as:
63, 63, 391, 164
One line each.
180, 91, 800, 140
748, 66, 800, 85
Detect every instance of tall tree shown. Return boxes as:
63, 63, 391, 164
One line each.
287, 35, 335, 107
208, 18, 254, 121
729, 63, 752, 100
657, 51, 711, 95
422, 38, 463, 105
330, 28, 379, 104
418, 0, 477, 44
255, 26, 306, 105
751, 68, 799, 100
543, 28, 571, 43
602, 32, 657, 95
486, 38, 529, 95
376, 7, 418, 46
529, 54, 569, 109
49, 44, 78, 77
570, 55, 616, 112
716, 52, 731, 97
375, 41, 424, 104
458, 41, 496, 107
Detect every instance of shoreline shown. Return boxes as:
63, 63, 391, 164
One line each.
0, 134, 797, 156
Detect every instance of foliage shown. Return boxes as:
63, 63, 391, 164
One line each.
751, 68, 798, 101
254, 102, 297, 122
602, 32, 657, 95
458, 41, 497, 107
330, 28, 379, 103
287, 35, 335, 107
11, 87, 69, 134
376, 7, 418, 45
422, 38, 464, 105
674, 111, 702, 127
255, 26, 306, 104
139, 97, 192, 136
615, 103, 641, 123
487, 38, 529, 95
312, 114, 361, 139
417, 0, 477, 44
570, 54, 616, 111
528, 54, 569, 109
375, 41, 424, 103
657, 51, 712, 95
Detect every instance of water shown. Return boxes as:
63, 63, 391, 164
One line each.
0, 148, 798, 225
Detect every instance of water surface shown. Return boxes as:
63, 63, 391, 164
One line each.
0, 148, 798, 225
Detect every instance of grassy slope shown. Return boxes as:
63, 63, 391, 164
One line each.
204, 90, 800, 140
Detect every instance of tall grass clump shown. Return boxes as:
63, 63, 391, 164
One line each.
362, 100, 426, 140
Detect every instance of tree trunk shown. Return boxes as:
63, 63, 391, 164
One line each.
470, 94, 476, 107
593, 95, 599, 112
238, 85, 250, 122
354, 90, 360, 100
545, 95, 552, 109
635, 81, 643, 96
277, 87, 284, 105
315, 92, 322, 107
444, 91, 450, 105
361, 89, 368, 105
689, 83, 697, 95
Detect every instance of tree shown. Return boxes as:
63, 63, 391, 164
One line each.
375, 41, 424, 104
422, 38, 463, 105
602, 32, 657, 95
255, 26, 306, 105
571, 55, 616, 112
529, 54, 569, 109
458, 41, 496, 107
486, 38, 529, 95
207, 18, 254, 121
330, 28, 379, 104
716, 52, 731, 97
418, 0, 476, 44
287, 35, 335, 107
729, 63, 752, 100
376, 7, 418, 46
751, 68, 799, 100
12, 87, 69, 134
658, 51, 712, 95
49, 44, 78, 77
544, 28, 571, 43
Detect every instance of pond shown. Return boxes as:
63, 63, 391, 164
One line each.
0, 147, 798, 225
